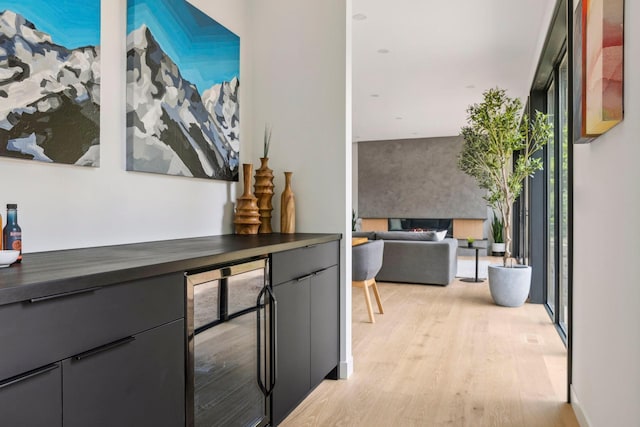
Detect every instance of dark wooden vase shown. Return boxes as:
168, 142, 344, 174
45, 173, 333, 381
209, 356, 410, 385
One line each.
254, 158, 274, 233
234, 163, 261, 234
280, 171, 295, 233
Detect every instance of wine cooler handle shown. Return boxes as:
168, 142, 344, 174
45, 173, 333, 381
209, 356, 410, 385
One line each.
266, 285, 278, 393
256, 287, 268, 396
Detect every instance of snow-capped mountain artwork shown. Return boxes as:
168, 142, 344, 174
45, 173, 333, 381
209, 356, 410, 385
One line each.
126, 0, 240, 182
0, 8, 100, 166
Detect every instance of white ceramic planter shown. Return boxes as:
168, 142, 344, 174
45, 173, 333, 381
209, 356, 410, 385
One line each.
492, 243, 505, 253
488, 264, 532, 307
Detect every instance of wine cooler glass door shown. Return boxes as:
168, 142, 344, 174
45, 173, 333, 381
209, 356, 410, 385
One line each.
187, 258, 271, 427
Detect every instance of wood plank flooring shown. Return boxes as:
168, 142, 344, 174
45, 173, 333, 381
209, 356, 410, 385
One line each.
281, 261, 578, 427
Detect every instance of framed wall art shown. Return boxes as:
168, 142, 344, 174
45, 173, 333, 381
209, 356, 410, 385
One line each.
126, 0, 240, 181
573, 0, 624, 143
0, 1, 101, 165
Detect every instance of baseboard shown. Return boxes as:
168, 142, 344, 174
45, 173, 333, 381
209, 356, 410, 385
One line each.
570, 385, 592, 427
338, 356, 353, 379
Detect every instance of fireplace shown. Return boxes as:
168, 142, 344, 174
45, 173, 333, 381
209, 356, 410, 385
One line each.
388, 218, 454, 238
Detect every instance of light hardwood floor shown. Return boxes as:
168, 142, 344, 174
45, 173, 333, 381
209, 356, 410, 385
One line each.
281, 259, 579, 427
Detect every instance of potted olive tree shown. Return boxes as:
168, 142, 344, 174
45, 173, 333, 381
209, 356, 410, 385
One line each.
458, 88, 551, 307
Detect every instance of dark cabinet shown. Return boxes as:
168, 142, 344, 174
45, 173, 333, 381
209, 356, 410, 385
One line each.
0, 235, 341, 427
0, 273, 185, 427
0, 273, 183, 381
0, 363, 62, 427
310, 266, 339, 386
271, 242, 340, 425
62, 319, 185, 427
272, 277, 311, 424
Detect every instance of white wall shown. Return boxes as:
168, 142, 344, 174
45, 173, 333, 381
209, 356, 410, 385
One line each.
571, 1, 640, 425
0, 0, 352, 379
0, 0, 353, 377
248, 0, 352, 377
0, 0, 250, 252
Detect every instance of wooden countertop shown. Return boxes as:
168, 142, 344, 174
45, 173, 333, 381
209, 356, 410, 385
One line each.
0, 233, 341, 306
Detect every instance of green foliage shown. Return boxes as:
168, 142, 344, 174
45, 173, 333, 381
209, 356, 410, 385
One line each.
263, 124, 272, 158
491, 213, 504, 243
458, 87, 552, 264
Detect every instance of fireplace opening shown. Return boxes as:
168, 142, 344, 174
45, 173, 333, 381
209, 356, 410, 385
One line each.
387, 218, 453, 238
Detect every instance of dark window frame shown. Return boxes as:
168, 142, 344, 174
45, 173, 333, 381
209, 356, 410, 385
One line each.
518, 0, 573, 403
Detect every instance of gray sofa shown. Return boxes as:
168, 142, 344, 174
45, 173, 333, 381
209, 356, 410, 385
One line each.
353, 231, 458, 286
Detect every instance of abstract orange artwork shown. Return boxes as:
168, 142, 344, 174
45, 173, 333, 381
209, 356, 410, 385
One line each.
583, 0, 624, 137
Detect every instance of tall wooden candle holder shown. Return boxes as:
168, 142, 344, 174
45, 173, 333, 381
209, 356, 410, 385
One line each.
254, 157, 274, 233
234, 163, 261, 234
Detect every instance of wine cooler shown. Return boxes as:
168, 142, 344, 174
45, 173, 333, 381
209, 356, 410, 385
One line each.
185, 257, 275, 427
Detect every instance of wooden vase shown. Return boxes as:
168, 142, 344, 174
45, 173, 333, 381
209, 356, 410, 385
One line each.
280, 171, 295, 234
254, 158, 274, 233
234, 163, 261, 235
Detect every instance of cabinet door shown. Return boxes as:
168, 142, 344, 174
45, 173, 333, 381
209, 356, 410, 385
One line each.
310, 265, 339, 386
62, 319, 184, 427
272, 278, 311, 425
0, 272, 183, 382
0, 363, 62, 427
271, 241, 339, 285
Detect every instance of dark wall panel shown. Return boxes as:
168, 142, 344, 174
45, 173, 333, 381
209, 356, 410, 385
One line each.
358, 136, 487, 219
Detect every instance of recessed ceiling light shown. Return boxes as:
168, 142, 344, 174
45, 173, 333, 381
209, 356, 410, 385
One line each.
353, 13, 367, 21
377, 49, 390, 54
465, 84, 476, 89
395, 117, 403, 120
370, 94, 380, 98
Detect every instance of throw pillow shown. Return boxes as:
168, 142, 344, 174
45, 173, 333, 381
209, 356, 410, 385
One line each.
388, 218, 403, 230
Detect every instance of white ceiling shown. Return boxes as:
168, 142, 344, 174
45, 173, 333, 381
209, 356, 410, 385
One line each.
352, 0, 557, 142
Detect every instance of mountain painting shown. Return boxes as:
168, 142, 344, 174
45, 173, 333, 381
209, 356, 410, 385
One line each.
126, 0, 240, 181
0, 2, 101, 166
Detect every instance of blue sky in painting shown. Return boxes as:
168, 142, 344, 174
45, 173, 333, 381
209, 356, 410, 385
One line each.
0, 0, 99, 48
127, 0, 240, 94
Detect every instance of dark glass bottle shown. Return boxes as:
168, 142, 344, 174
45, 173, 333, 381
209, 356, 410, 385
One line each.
3, 204, 22, 263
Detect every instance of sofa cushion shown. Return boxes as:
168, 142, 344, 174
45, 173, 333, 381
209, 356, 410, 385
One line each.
376, 230, 446, 241
376, 238, 458, 286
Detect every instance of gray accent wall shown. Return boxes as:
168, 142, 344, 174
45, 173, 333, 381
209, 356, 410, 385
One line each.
358, 136, 487, 219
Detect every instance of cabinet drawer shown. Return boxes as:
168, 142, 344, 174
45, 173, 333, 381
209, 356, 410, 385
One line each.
271, 241, 339, 285
63, 319, 185, 427
0, 273, 184, 381
0, 362, 62, 427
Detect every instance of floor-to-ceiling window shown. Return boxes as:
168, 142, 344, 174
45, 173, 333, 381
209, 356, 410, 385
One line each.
546, 81, 556, 315
523, 0, 571, 400
544, 51, 569, 339
558, 54, 569, 332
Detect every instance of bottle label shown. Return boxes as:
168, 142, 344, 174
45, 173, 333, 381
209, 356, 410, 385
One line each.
5, 232, 21, 252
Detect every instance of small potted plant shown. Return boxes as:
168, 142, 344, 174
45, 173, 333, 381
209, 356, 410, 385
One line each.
467, 238, 475, 248
458, 87, 551, 306
491, 213, 505, 255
